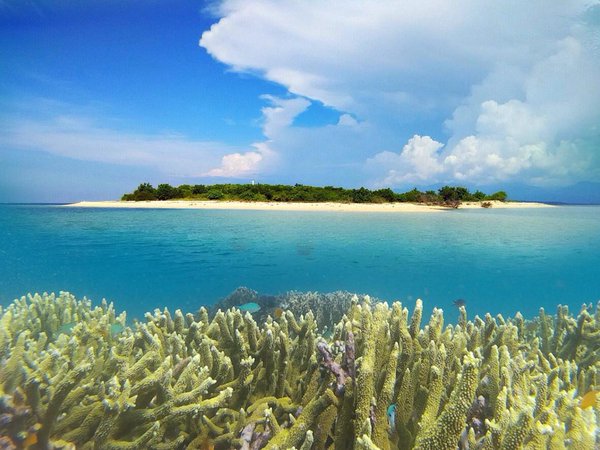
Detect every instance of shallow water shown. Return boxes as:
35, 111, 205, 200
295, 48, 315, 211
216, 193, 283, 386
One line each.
0, 204, 599, 321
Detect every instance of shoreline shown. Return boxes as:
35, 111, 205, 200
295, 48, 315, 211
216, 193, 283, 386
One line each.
65, 199, 554, 212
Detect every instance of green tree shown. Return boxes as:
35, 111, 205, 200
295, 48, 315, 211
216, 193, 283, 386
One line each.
156, 184, 179, 200
178, 184, 193, 198
206, 188, 224, 200
487, 191, 507, 201
351, 187, 374, 203
438, 186, 470, 203
399, 188, 424, 203
128, 182, 157, 201
438, 186, 472, 207
192, 184, 207, 195
472, 190, 486, 201
373, 188, 396, 202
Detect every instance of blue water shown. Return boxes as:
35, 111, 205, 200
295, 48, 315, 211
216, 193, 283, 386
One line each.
1, 204, 599, 321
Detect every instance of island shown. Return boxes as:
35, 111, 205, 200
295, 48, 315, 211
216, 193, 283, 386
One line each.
68, 183, 553, 211
121, 182, 508, 204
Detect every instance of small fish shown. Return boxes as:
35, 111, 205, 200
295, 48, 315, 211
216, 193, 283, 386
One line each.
110, 323, 125, 337
56, 322, 77, 335
199, 437, 214, 450
580, 390, 599, 409
22, 432, 38, 447
21, 433, 37, 448
453, 299, 466, 308
238, 302, 261, 313
22, 423, 41, 448
273, 307, 284, 319
387, 403, 396, 432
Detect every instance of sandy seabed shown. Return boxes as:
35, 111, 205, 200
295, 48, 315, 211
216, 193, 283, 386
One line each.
66, 200, 554, 212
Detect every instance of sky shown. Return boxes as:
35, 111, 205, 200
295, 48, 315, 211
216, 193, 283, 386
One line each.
1, 0, 600, 203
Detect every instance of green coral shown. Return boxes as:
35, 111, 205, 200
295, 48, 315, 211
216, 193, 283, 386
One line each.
0, 291, 598, 449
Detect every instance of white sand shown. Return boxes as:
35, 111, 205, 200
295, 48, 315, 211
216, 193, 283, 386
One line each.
459, 201, 554, 209
66, 200, 554, 212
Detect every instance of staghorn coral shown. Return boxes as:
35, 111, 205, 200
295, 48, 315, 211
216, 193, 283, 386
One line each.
211, 287, 381, 333
0, 291, 597, 449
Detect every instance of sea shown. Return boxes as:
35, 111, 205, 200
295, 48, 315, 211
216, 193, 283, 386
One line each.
1, 204, 599, 323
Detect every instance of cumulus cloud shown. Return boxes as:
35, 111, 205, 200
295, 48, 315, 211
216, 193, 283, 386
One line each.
371, 34, 600, 186
202, 0, 600, 188
204, 95, 310, 177
205, 150, 263, 177
368, 136, 443, 185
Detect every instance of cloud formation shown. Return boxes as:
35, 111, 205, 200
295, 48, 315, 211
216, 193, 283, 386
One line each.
0, 111, 243, 178
202, 0, 600, 187
205, 95, 310, 177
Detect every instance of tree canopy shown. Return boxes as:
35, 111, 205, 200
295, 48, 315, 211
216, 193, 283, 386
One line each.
122, 183, 509, 206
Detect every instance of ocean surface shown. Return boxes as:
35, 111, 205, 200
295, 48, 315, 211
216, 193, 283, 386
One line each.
1, 204, 599, 322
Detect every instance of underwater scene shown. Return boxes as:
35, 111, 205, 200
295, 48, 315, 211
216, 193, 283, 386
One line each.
4, 0, 600, 447
1, 205, 599, 449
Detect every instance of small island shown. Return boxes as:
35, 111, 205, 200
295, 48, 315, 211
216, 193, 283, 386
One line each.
121, 182, 507, 208
68, 183, 554, 211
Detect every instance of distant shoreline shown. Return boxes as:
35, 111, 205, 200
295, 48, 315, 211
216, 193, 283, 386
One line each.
65, 200, 554, 212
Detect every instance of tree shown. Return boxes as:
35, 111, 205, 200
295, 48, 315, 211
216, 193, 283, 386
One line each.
206, 188, 224, 200
351, 187, 374, 203
192, 184, 207, 195
487, 191, 507, 201
438, 186, 470, 203
156, 184, 179, 200
472, 190, 486, 201
398, 188, 424, 203
128, 182, 157, 201
373, 188, 396, 202
178, 184, 193, 198
438, 186, 471, 208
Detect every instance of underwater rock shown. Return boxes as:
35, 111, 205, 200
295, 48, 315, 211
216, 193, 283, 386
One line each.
0, 291, 598, 449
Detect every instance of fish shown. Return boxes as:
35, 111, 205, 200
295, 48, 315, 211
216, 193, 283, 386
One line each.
580, 390, 599, 409
238, 302, 261, 313
453, 299, 466, 308
56, 322, 77, 335
199, 436, 214, 450
273, 307, 284, 318
110, 323, 125, 337
22, 423, 41, 448
22, 432, 38, 447
387, 403, 396, 432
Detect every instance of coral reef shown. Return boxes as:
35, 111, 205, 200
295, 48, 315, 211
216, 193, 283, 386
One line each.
212, 287, 373, 332
0, 291, 598, 449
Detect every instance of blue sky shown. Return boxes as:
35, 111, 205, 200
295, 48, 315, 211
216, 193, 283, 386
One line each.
1, 0, 599, 202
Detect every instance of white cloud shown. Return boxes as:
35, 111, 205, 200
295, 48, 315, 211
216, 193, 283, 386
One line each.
202, 0, 600, 188
204, 95, 310, 177
368, 136, 444, 185
337, 114, 358, 127
0, 112, 243, 177
260, 95, 311, 138
205, 150, 263, 177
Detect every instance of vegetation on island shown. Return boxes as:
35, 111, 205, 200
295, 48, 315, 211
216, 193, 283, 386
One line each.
122, 182, 508, 207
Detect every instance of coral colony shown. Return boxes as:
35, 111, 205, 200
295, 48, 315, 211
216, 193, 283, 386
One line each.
0, 291, 598, 449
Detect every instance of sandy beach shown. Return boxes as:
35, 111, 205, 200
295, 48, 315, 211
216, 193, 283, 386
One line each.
66, 200, 554, 212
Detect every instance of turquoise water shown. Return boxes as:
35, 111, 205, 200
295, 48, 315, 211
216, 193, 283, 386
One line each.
1, 204, 599, 321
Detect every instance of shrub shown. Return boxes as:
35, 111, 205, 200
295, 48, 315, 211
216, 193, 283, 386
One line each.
487, 191, 507, 202
156, 184, 180, 200
128, 183, 157, 201
192, 184, 207, 195
206, 189, 225, 200
351, 187, 374, 203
